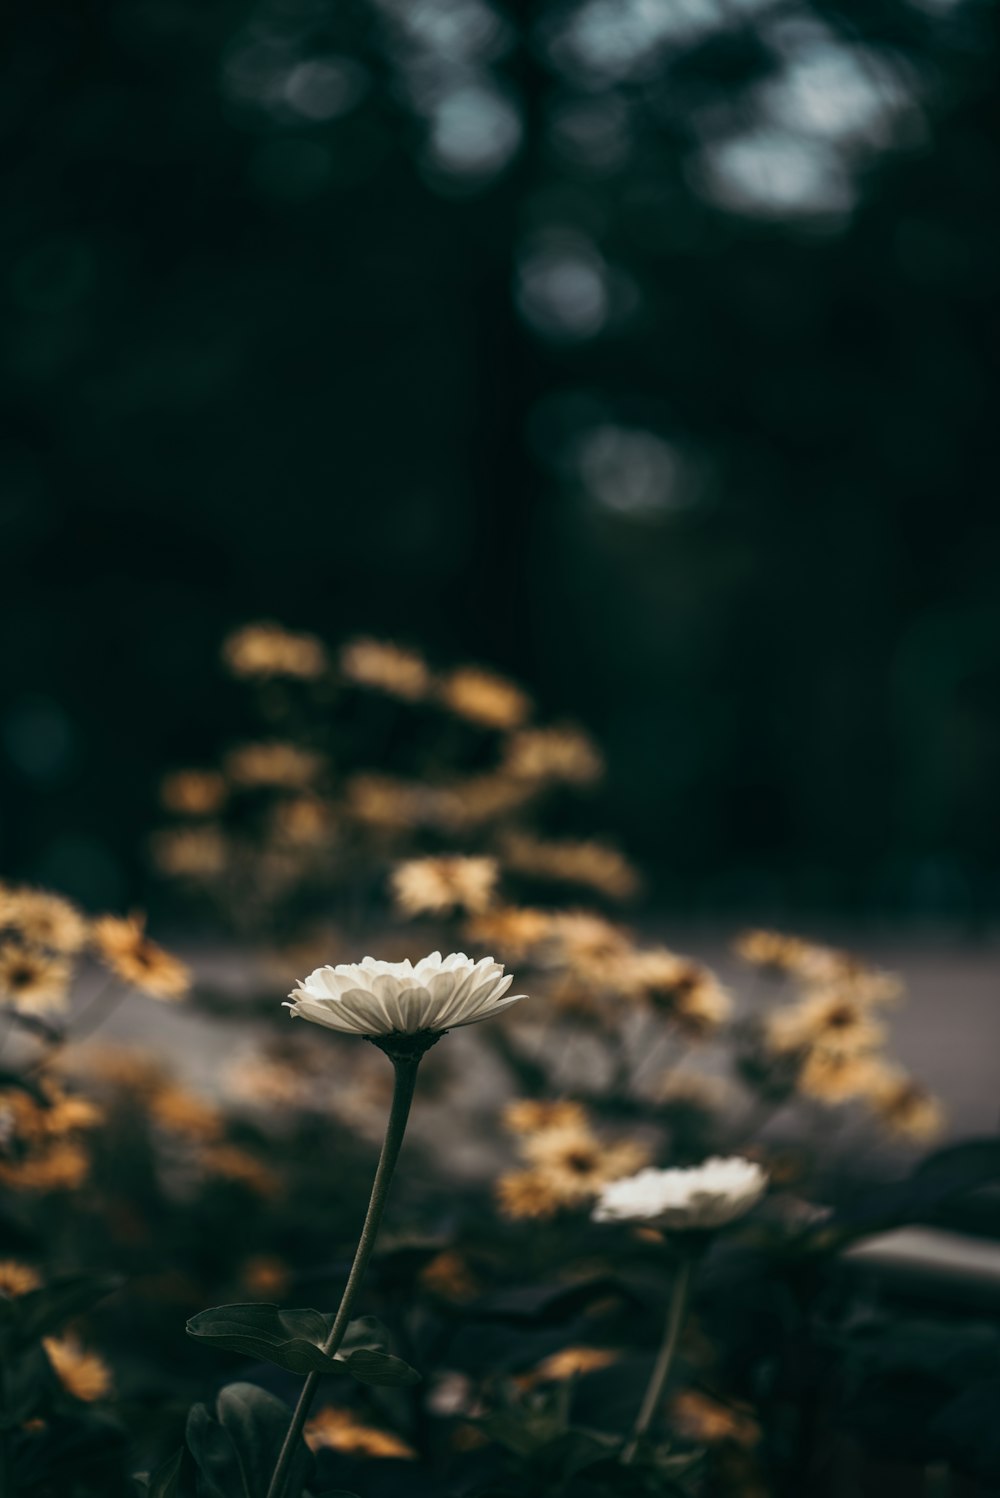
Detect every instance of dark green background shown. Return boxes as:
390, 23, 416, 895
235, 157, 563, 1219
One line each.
2, 0, 998, 922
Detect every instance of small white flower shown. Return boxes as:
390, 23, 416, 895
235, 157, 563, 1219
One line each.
285, 951, 524, 1037
592, 1156, 767, 1231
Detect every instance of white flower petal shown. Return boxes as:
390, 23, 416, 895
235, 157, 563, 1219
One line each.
285, 951, 525, 1038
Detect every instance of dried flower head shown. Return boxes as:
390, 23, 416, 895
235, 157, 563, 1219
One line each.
240, 1255, 292, 1299
0, 1142, 91, 1192
766, 992, 885, 1056
159, 770, 228, 817
548, 911, 633, 972
339, 637, 431, 701
592, 1157, 767, 1231
286, 952, 523, 1038
734, 930, 901, 1004
150, 1084, 223, 1141
465, 906, 553, 960
438, 666, 531, 730
345, 773, 425, 831
0, 1260, 42, 1297
526, 1346, 618, 1384
866, 1068, 945, 1142
200, 1146, 281, 1196
0, 944, 71, 1013
503, 1098, 590, 1135
390, 856, 499, 918
501, 726, 604, 787
91, 915, 190, 1000
0, 886, 88, 954
43, 1337, 113, 1401
306, 1406, 416, 1459
671, 1389, 760, 1448
521, 1125, 649, 1210
224, 741, 325, 789
501, 832, 640, 901
269, 796, 337, 849
149, 826, 229, 879
419, 1250, 481, 1302
222, 622, 327, 680
624, 949, 731, 1039
429, 773, 537, 831
796, 1048, 886, 1105
495, 1168, 565, 1221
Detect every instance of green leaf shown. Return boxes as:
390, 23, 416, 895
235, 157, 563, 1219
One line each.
143, 1447, 185, 1498
186, 1402, 244, 1498
186, 1304, 343, 1377
216, 1383, 315, 1498
11, 1273, 123, 1347
338, 1347, 421, 1387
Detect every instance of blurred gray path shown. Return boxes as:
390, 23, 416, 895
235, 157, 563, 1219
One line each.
88, 930, 1000, 1147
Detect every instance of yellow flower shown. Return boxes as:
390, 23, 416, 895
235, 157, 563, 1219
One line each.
339, 637, 431, 701
0, 943, 71, 1013
0, 1260, 42, 1296
159, 770, 228, 816
0, 1143, 91, 1192
524, 1346, 618, 1386
623, 949, 731, 1039
671, 1389, 760, 1448
222, 621, 327, 680
224, 741, 325, 789
43, 1338, 113, 1401
200, 1145, 281, 1197
149, 826, 229, 878
268, 796, 337, 849
766, 992, 885, 1056
521, 1125, 649, 1209
503, 1098, 590, 1135
150, 1084, 223, 1141
496, 1168, 564, 1221
240, 1255, 292, 1299
500, 833, 640, 901
305, 1407, 416, 1459
549, 911, 633, 972
419, 1250, 481, 1302
0, 886, 88, 954
797, 1049, 887, 1105
438, 666, 531, 730
501, 726, 604, 786
91, 914, 190, 999
866, 1067, 945, 1142
390, 856, 499, 917
464, 906, 553, 960
345, 773, 425, 831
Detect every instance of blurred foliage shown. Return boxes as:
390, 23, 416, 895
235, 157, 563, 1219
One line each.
1, 0, 999, 919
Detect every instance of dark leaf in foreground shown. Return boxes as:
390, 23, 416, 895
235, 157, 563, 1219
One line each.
186, 1304, 342, 1376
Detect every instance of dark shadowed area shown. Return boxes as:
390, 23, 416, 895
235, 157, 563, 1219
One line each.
2, 0, 999, 926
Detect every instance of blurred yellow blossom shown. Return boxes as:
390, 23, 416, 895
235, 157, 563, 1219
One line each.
222, 622, 327, 681
339, 637, 431, 701
390, 855, 499, 917
92, 915, 190, 1000
305, 1407, 416, 1459
438, 666, 531, 730
159, 770, 228, 816
0, 944, 71, 1014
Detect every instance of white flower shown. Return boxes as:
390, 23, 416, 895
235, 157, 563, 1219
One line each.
285, 951, 524, 1037
592, 1157, 767, 1231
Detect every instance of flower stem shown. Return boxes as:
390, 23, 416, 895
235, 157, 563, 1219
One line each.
621, 1250, 696, 1465
265, 1055, 421, 1498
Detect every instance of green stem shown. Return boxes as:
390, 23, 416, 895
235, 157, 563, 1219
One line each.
265, 1055, 421, 1498
621, 1251, 696, 1465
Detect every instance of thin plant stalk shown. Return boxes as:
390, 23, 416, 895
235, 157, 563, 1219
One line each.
265, 1054, 421, 1498
621, 1250, 696, 1465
